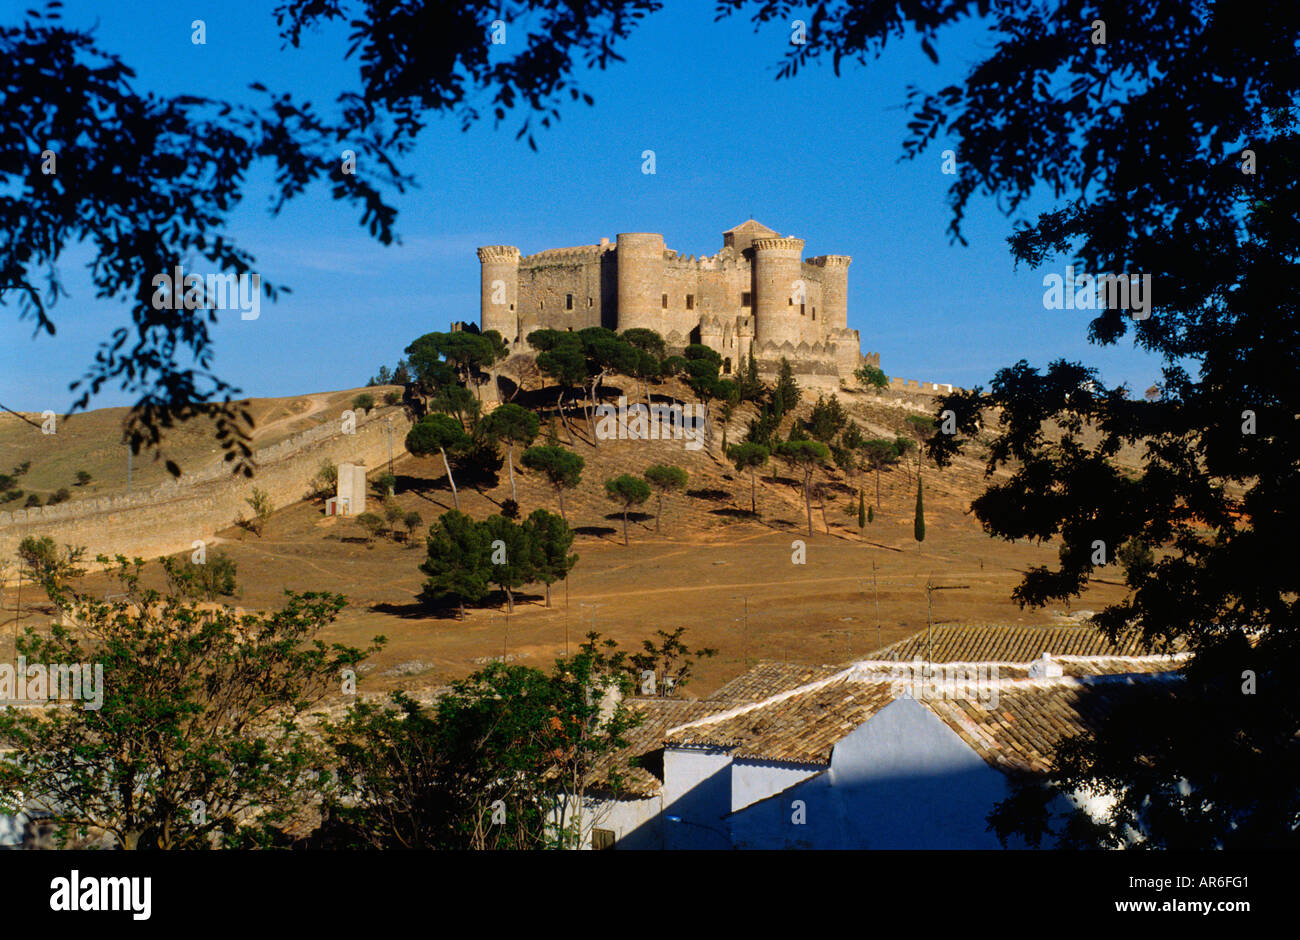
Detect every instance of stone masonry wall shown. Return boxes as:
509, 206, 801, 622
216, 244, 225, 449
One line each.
0, 406, 412, 570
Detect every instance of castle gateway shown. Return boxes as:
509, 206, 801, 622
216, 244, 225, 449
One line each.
478, 220, 877, 384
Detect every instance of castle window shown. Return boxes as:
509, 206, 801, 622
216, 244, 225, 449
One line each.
812, 308, 816, 319
509, 303, 515, 311
788, 297, 794, 306
724, 357, 732, 374
801, 303, 807, 317
565, 294, 574, 310
741, 292, 752, 307
686, 294, 695, 310
662, 293, 669, 309
588, 297, 593, 307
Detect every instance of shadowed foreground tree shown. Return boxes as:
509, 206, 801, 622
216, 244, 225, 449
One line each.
1, 4, 409, 473
0, 556, 377, 848
722, 0, 1300, 846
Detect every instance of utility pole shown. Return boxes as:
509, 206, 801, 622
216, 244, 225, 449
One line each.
731, 594, 749, 667
873, 561, 881, 651
924, 579, 971, 675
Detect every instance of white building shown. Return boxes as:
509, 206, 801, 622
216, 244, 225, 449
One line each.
582, 624, 1185, 850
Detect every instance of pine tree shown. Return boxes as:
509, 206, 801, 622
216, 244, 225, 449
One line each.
774, 357, 801, 413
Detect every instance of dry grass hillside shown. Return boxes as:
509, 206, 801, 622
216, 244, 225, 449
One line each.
0, 386, 400, 502
0, 374, 1133, 699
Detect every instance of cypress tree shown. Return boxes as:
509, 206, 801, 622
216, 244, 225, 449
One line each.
857, 489, 866, 529
913, 478, 925, 548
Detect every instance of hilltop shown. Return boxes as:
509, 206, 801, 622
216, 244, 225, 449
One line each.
0, 370, 1133, 698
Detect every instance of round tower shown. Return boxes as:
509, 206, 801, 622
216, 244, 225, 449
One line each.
752, 236, 805, 347
615, 233, 665, 334
811, 255, 851, 330
477, 245, 520, 341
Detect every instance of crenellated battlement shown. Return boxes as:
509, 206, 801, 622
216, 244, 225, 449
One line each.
751, 236, 805, 253
478, 220, 871, 383
519, 243, 610, 265
477, 245, 521, 264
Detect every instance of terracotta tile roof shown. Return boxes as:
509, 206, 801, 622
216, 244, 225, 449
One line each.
587, 697, 732, 797
666, 668, 1181, 773
668, 676, 896, 765
723, 219, 779, 236
866, 624, 1185, 663
706, 662, 847, 703
925, 675, 1181, 773
590, 624, 1188, 793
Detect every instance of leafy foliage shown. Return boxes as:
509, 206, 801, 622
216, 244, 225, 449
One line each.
315, 633, 642, 849
161, 551, 238, 600
1, 5, 408, 473
0, 556, 376, 849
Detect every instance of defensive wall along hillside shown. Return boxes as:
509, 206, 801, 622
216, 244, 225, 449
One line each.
0, 406, 412, 570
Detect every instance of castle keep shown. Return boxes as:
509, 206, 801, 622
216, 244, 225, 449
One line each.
478, 220, 876, 383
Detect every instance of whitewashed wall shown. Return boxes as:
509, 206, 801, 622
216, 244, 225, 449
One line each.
731, 759, 821, 813
729, 699, 1015, 849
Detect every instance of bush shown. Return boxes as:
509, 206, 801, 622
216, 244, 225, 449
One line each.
246, 488, 273, 536
24, 494, 41, 508
311, 461, 338, 499
356, 512, 384, 546
383, 391, 401, 406
162, 551, 239, 600
48, 488, 71, 505
74, 470, 92, 486
500, 498, 520, 520
17, 536, 85, 586
377, 471, 397, 496
353, 393, 376, 413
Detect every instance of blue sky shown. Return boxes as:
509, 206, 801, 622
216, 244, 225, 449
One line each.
0, 0, 1165, 412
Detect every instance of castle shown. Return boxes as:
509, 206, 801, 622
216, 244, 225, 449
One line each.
477, 220, 877, 385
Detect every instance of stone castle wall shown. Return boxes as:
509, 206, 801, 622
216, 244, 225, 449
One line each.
886, 377, 967, 394
479, 222, 861, 381
0, 406, 412, 572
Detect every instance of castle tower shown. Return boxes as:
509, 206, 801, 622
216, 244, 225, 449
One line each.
810, 255, 851, 330
477, 245, 521, 342
615, 233, 665, 334
752, 236, 805, 348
